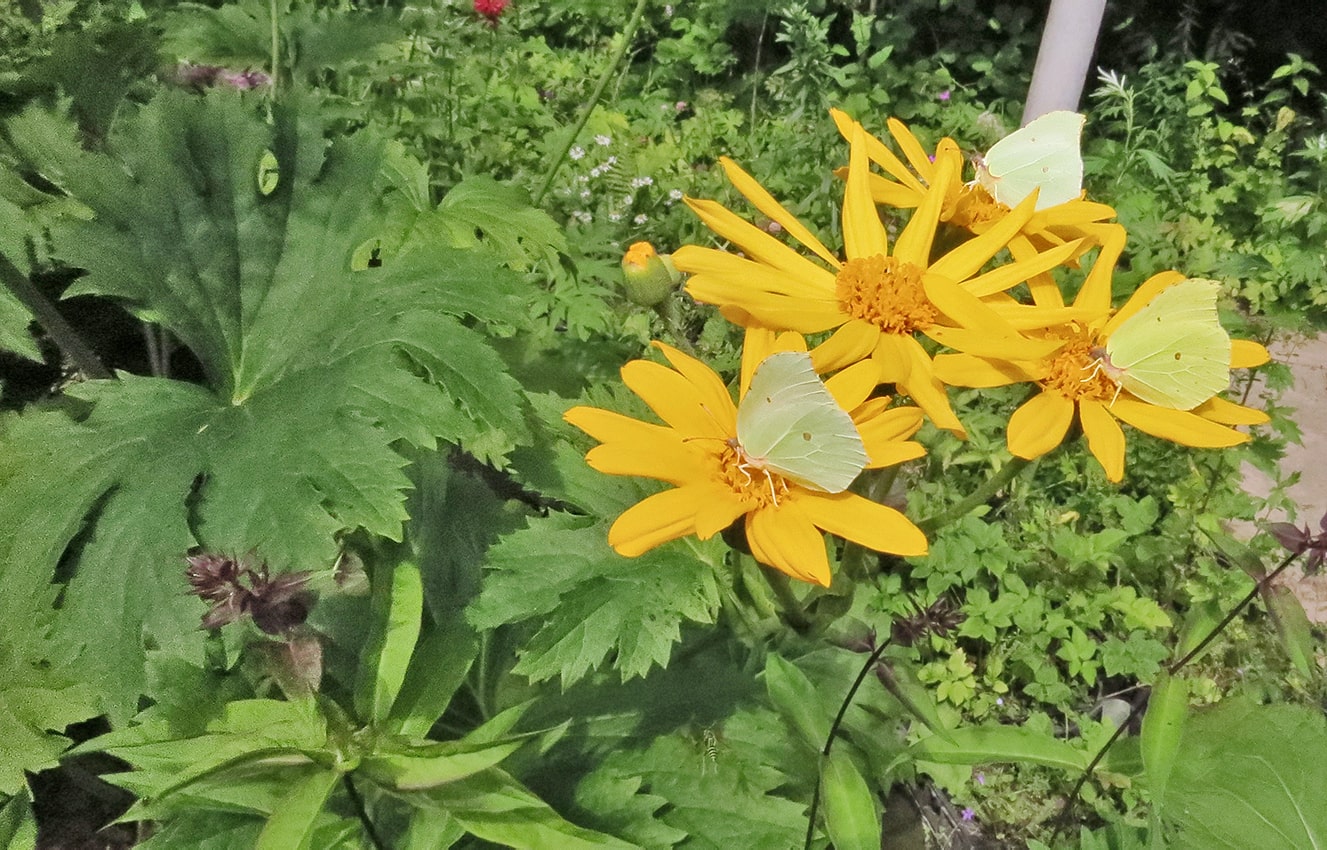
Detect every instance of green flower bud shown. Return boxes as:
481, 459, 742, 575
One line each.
621, 241, 678, 307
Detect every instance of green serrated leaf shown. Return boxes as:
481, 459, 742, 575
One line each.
254, 768, 340, 850
469, 514, 720, 687
583, 726, 806, 850
434, 176, 567, 271
355, 561, 424, 726
0, 784, 37, 850
821, 749, 880, 850
0, 93, 531, 718
0, 640, 102, 796
764, 654, 831, 752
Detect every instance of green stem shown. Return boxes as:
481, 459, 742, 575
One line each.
1051, 548, 1301, 840
342, 775, 388, 850
0, 253, 111, 380
804, 637, 894, 850
531, 0, 650, 206
269, 0, 280, 95
918, 456, 1031, 534
762, 568, 812, 633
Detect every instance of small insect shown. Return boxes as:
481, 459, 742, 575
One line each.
974, 111, 1084, 210
700, 726, 720, 776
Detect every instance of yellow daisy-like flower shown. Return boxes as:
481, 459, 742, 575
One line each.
563, 332, 929, 587
933, 270, 1272, 481
828, 109, 1128, 307
673, 123, 1085, 437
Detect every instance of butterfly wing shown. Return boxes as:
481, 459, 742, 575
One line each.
736, 352, 868, 493
977, 111, 1084, 210
1105, 279, 1232, 409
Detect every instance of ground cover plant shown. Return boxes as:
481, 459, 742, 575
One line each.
0, 1, 1324, 848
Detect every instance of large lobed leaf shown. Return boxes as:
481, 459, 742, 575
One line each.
0, 92, 531, 718
1160, 697, 1327, 849
467, 514, 722, 687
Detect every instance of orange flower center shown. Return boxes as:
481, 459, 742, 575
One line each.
1039, 324, 1118, 403
717, 440, 789, 507
949, 185, 1007, 233
835, 254, 936, 335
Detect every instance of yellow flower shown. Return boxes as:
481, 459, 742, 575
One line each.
673, 123, 1085, 437
563, 333, 929, 586
828, 109, 1127, 307
934, 270, 1272, 481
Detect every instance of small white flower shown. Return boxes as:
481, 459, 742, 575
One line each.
569, 146, 585, 160
665, 4, 673, 16
574, 211, 592, 224
579, 189, 591, 199
633, 214, 648, 225
668, 189, 683, 201
622, 195, 634, 206
609, 213, 622, 222
606, 155, 618, 166
595, 134, 611, 146
590, 167, 602, 178
577, 174, 589, 183
630, 176, 654, 189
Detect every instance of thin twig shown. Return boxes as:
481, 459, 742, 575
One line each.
531, 0, 650, 206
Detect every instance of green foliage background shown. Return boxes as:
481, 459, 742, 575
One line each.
0, 0, 1321, 848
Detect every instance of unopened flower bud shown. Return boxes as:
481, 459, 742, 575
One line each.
620, 241, 679, 307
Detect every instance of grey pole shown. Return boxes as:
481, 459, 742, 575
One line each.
1021, 0, 1108, 125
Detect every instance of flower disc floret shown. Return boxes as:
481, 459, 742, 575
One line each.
836, 255, 936, 334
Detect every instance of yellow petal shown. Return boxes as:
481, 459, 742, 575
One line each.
1007, 390, 1074, 459
1072, 224, 1129, 311
693, 483, 755, 539
893, 153, 955, 267
746, 502, 831, 586
798, 491, 928, 557
866, 440, 927, 468
843, 125, 890, 260
674, 246, 835, 299
608, 486, 707, 556
863, 171, 923, 209
1192, 396, 1270, 426
719, 156, 841, 268
961, 239, 1085, 298
565, 405, 670, 445
855, 401, 924, 441
893, 335, 965, 437
983, 300, 1104, 331
1109, 397, 1250, 448
926, 324, 1064, 362
679, 198, 840, 287
622, 358, 731, 436
585, 439, 710, 484
824, 358, 881, 410
812, 321, 880, 373
928, 190, 1038, 282
1080, 399, 1125, 482
933, 353, 1041, 387
887, 118, 937, 185
1231, 339, 1271, 368
872, 332, 915, 384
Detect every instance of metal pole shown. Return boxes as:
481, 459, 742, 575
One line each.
1021, 0, 1108, 125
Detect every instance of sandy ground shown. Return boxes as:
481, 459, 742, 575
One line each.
1242, 334, 1327, 622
